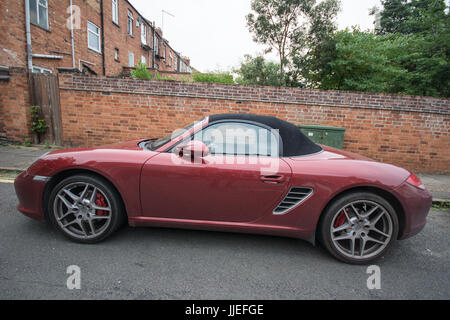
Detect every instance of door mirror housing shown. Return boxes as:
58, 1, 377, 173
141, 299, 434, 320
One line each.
175, 140, 210, 159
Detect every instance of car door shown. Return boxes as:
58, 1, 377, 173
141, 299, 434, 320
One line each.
140, 121, 292, 223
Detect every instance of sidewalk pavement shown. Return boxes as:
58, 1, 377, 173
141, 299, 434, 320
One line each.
0, 145, 51, 171
0, 145, 449, 201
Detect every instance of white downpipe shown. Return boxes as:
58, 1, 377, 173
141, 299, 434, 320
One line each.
25, 0, 33, 70
70, 0, 76, 68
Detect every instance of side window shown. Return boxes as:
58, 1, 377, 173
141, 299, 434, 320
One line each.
30, 0, 49, 30
193, 122, 279, 156
112, 0, 118, 24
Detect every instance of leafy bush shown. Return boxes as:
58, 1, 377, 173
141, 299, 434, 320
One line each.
192, 72, 235, 84
30, 106, 48, 134
235, 55, 286, 86
131, 62, 152, 79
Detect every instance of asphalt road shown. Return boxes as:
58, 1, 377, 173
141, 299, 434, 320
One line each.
0, 181, 449, 300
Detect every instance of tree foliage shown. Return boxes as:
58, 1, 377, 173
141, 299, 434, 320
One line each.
239, 0, 449, 97
235, 55, 285, 86
313, 30, 408, 93
377, 0, 448, 35
312, 27, 449, 97
246, 0, 340, 73
376, 0, 411, 35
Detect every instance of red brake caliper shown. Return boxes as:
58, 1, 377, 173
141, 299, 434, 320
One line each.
334, 209, 346, 228
95, 193, 108, 216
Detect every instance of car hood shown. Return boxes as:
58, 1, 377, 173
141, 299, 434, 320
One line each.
96, 139, 145, 150
47, 139, 146, 156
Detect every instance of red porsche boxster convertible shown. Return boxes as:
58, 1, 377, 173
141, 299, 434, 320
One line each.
14, 114, 432, 264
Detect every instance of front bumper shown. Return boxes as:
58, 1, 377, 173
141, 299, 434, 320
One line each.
14, 171, 48, 221
393, 181, 432, 240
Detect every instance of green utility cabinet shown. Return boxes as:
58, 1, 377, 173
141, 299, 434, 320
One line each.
299, 125, 346, 149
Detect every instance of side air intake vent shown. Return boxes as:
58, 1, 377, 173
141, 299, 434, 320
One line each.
273, 187, 313, 214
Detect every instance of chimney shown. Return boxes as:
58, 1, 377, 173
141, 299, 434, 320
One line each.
182, 56, 190, 66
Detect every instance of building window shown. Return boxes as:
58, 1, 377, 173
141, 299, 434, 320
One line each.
29, 0, 48, 30
114, 48, 119, 61
32, 66, 52, 73
128, 52, 134, 67
141, 24, 147, 44
141, 56, 146, 65
112, 0, 118, 24
87, 21, 101, 53
127, 10, 133, 36
169, 53, 173, 67
154, 36, 159, 56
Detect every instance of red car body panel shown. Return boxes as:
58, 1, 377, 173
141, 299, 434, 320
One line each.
14, 129, 432, 243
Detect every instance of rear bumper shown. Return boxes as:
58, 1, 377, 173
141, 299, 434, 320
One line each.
14, 171, 47, 221
393, 181, 432, 240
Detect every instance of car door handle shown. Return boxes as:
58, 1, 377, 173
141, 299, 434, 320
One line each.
260, 175, 285, 184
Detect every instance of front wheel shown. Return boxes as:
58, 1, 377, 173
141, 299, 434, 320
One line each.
48, 174, 125, 243
318, 192, 399, 264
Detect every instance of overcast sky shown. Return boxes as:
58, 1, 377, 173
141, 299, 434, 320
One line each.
130, 0, 382, 72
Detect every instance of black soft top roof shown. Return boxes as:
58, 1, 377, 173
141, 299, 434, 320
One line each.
208, 113, 322, 157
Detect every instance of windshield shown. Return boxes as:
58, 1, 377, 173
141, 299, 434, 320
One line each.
147, 118, 206, 151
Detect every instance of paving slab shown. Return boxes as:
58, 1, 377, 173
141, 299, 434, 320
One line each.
0, 145, 52, 171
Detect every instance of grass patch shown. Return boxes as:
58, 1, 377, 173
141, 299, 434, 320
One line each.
0, 170, 21, 175
432, 201, 450, 213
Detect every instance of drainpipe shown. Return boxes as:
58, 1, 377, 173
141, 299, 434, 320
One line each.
70, 0, 75, 68
100, 0, 106, 75
24, 0, 33, 70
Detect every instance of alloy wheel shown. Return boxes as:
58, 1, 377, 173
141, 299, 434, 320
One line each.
330, 200, 393, 260
53, 182, 113, 240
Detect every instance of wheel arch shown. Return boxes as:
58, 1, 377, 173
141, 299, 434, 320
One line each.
42, 168, 128, 222
315, 186, 406, 243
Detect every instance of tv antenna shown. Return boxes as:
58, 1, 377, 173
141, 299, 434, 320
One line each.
162, 10, 175, 33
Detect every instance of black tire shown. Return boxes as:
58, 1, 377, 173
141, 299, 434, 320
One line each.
47, 174, 125, 244
318, 192, 399, 264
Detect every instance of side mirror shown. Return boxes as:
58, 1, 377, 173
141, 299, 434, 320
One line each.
175, 140, 210, 159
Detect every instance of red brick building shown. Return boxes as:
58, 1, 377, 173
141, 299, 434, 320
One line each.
0, 0, 191, 76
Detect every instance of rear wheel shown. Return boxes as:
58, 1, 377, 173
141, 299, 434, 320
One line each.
319, 192, 399, 264
48, 174, 125, 243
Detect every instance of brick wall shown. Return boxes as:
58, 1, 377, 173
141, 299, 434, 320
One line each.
56, 73, 450, 173
1, 69, 448, 173
0, 68, 31, 142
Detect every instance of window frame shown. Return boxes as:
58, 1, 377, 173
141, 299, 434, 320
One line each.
167, 120, 283, 157
141, 23, 147, 44
141, 55, 146, 65
30, 0, 49, 30
128, 52, 134, 67
87, 21, 101, 53
127, 10, 133, 36
112, 0, 119, 25
32, 66, 52, 74
154, 36, 159, 56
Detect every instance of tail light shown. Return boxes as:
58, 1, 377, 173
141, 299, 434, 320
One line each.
406, 173, 425, 190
